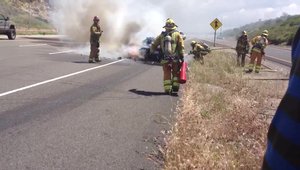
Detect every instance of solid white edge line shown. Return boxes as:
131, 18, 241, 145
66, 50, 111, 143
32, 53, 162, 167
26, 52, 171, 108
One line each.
0, 59, 125, 97
49, 50, 74, 55
19, 44, 48, 47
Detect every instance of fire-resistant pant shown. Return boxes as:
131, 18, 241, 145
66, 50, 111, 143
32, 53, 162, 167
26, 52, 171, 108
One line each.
162, 62, 180, 93
194, 54, 204, 64
237, 52, 246, 67
248, 51, 263, 72
89, 43, 100, 61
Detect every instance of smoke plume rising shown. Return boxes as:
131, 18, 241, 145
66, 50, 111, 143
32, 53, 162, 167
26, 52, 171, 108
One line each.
51, 0, 166, 54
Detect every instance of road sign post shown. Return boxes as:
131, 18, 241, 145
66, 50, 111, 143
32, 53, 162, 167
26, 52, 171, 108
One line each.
214, 30, 216, 47
210, 18, 222, 47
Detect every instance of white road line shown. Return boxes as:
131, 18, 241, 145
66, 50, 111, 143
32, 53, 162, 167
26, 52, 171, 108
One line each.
49, 50, 74, 55
0, 59, 125, 97
19, 44, 48, 47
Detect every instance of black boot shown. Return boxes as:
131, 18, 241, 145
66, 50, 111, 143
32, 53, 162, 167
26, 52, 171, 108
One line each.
95, 58, 101, 62
172, 86, 179, 92
245, 69, 253, 73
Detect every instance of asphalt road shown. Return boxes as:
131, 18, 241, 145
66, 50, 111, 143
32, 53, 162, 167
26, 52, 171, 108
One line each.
0, 36, 178, 170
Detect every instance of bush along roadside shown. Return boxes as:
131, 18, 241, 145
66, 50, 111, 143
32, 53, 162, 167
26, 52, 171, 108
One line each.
164, 51, 287, 169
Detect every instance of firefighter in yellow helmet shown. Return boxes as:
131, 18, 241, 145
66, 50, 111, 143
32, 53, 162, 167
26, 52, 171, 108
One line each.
189, 40, 210, 64
246, 30, 269, 73
89, 16, 103, 63
151, 18, 185, 94
235, 31, 250, 67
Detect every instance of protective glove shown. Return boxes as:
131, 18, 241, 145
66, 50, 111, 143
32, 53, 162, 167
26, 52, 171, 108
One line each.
179, 55, 184, 63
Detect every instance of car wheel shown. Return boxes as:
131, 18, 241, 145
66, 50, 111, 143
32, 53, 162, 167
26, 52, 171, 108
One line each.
7, 28, 16, 40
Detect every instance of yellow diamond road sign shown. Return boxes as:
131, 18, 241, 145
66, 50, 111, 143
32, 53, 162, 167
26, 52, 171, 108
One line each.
210, 18, 222, 31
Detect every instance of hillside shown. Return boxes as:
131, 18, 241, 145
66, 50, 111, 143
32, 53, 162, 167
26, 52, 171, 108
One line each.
0, 0, 55, 34
223, 15, 300, 45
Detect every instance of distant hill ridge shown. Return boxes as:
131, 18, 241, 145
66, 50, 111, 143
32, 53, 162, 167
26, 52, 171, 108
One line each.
224, 15, 300, 45
0, 0, 53, 31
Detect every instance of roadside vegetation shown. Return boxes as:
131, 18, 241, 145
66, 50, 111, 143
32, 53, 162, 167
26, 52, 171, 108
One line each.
224, 14, 300, 45
164, 51, 287, 169
0, 0, 55, 34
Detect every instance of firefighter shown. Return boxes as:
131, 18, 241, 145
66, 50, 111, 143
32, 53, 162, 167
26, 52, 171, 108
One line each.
89, 16, 103, 63
246, 30, 269, 73
150, 18, 185, 94
190, 41, 210, 64
235, 31, 250, 67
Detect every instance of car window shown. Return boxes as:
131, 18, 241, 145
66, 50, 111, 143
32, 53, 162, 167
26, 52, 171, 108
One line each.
0, 15, 5, 20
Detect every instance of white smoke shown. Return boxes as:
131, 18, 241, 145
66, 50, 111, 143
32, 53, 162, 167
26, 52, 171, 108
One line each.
50, 0, 166, 56
50, 0, 300, 40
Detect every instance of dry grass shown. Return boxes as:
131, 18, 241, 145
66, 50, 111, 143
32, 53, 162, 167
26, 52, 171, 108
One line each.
164, 51, 287, 170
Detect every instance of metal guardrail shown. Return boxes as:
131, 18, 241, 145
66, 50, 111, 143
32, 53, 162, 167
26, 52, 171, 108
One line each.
264, 55, 292, 67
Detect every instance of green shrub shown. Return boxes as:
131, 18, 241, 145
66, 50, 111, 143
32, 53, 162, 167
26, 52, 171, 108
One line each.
224, 15, 300, 45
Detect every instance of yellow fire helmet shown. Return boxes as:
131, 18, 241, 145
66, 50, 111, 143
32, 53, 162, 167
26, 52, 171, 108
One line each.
93, 16, 100, 22
191, 41, 197, 46
163, 18, 178, 30
262, 30, 269, 37
242, 30, 247, 35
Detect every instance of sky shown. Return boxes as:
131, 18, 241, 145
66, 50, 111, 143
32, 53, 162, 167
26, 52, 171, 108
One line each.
156, 0, 300, 35
50, 0, 300, 48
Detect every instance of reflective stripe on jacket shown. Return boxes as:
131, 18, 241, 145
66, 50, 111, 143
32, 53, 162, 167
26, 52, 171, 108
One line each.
151, 30, 184, 58
192, 43, 208, 55
251, 35, 268, 53
90, 24, 102, 44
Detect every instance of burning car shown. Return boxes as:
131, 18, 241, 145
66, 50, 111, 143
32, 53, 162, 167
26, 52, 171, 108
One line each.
139, 37, 162, 63
126, 43, 140, 61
